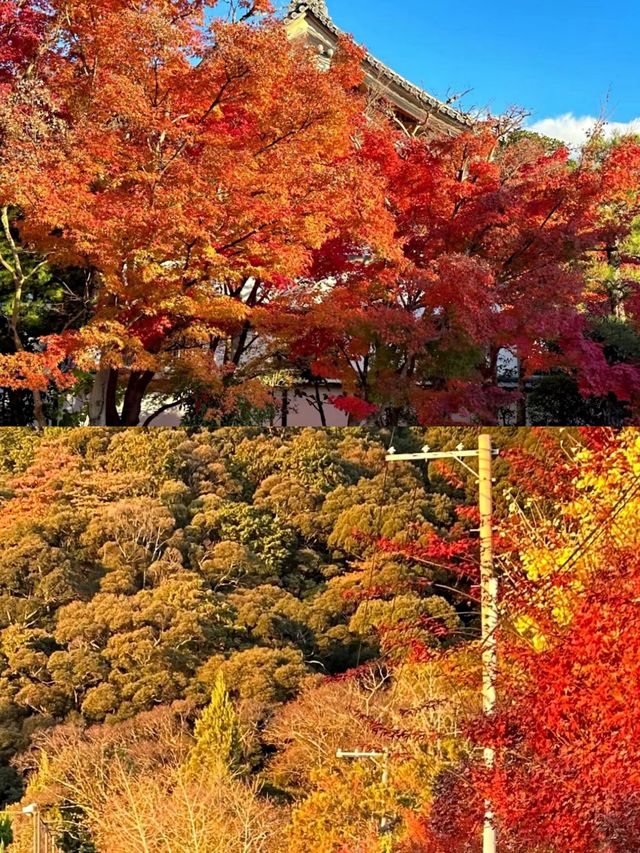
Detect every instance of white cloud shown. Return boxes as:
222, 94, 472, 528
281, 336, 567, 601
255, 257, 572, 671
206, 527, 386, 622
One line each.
526, 113, 640, 150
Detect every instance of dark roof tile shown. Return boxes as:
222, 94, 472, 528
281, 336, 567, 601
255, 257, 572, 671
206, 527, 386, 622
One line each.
286, 2, 471, 127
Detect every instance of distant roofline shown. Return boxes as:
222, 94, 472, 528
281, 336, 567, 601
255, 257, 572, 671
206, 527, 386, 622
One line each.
285, 2, 472, 128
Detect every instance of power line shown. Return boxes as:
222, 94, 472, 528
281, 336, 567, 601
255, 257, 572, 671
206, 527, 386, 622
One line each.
498, 470, 640, 625
387, 435, 499, 853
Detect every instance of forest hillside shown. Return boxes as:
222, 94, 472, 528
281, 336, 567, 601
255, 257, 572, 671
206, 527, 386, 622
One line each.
0, 426, 600, 852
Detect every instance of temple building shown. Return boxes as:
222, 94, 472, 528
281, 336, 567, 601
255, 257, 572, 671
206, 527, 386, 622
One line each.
285, 1, 470, 137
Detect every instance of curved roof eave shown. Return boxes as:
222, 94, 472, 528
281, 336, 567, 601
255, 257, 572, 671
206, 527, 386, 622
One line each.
285, 2, 473, 130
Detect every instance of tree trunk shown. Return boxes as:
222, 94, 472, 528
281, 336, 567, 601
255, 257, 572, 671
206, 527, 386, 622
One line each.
90, 368, 156, 426
314, 383, 327, 427
88, 367, 111, 425
32, 389, 46, 429
105, 368, 120, 426
515, 395, 527, 427
120, 370, 156, 426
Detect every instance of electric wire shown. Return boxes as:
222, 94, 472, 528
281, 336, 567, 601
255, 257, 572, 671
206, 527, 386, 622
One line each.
486, 468, 640, 653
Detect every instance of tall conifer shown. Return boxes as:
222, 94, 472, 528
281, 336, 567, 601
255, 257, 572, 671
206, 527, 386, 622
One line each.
188, 671, 242, 775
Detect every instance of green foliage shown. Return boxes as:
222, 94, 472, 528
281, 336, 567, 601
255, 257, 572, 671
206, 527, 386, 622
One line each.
502, 128, 568, 154
527, 374, 630, 426
0, 219, 90, 426
208, 647, 312, 705
55, 804, 97, 853
0, 428, 42, 475
0, 427, 484, 806
201, 500, 298, 576
592, 316, 640, 364
0, 811, 12, 848
188, 671, 242, 775
349, 593, 463, 656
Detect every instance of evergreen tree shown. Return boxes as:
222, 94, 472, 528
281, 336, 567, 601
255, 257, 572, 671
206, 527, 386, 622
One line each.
0, 811, 12, 849
187, 671, 242, 776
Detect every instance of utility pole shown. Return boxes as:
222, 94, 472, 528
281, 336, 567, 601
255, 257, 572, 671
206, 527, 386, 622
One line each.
22, 804, 57, 853
386, 433, 498, 853
336, 749, 391, 833
478, 434, 498, 853
22, 803, 40, 853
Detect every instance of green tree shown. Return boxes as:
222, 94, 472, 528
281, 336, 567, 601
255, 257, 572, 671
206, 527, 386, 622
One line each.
0, 212, 90, 427
0, 811, 12, 849
187, 672, 241, 776
0, 427, 478, 807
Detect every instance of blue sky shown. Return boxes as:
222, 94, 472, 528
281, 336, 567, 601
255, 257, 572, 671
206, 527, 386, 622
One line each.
275, 0, 640, 146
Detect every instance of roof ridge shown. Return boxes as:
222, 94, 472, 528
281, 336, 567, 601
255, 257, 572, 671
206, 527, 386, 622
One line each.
364, 51, 470, 123
285, 4, 471, 126
286, 1, 331, 20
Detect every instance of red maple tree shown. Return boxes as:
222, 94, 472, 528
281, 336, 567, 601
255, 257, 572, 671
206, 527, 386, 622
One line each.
400, 430, 640, 852
0, 0, 394, 424
281, 125, 640, 424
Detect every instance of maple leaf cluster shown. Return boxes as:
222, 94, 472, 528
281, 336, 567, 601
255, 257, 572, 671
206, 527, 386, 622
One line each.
280, 127, 640, 424
0, 1, 639, 425
0, 0, 50, 85
401, 429, 640, 852
0, 0, 393, 424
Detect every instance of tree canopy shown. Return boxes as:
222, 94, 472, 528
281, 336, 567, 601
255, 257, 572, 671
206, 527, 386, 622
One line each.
2, 427, 639, 852
0, 426, 486, 817
0, 3, 639, 425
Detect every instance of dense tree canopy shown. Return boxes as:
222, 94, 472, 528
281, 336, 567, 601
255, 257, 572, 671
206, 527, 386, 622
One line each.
1, 427, 638, 852
1, 3, 639, 426
278, 127, 640, 425
401, 429, 640, 852
0, 426, 488, 817
0, 0, 394, 426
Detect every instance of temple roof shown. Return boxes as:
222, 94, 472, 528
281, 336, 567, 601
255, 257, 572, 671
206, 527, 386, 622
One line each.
287, 0, 329, 16
285, 2, 471, 132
